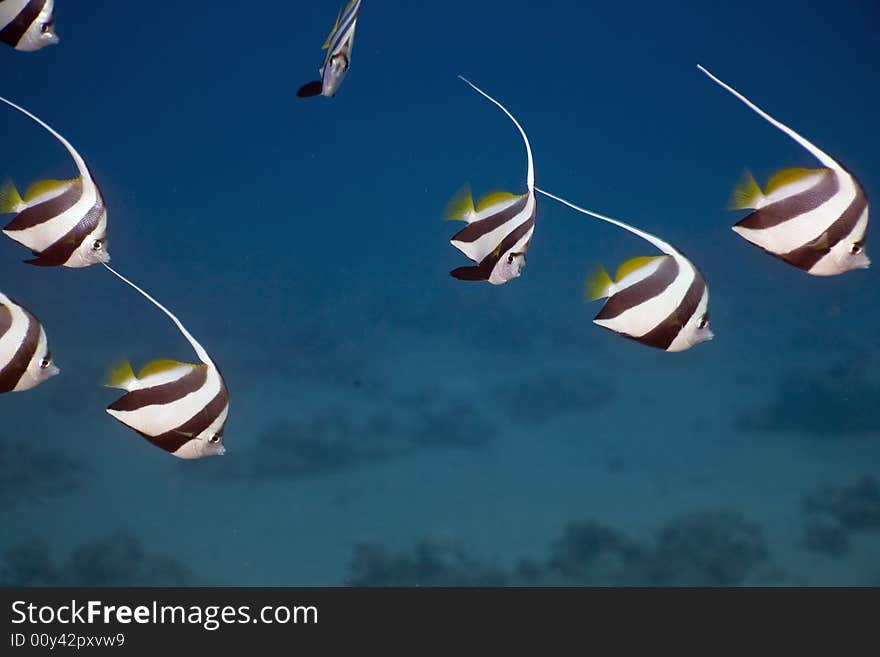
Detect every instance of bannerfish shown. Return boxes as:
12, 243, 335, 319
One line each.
0, 0, 58, 51
102, 265, 228, 459
0, 95, 109, 268
0, 290, 58, 393
297, 0, 363, 98
446, 76, 537, 285
698, 65, 869, 276
537, 189, 712, 352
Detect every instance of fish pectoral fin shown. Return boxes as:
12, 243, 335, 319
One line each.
104, 359, 137, 390
728, 169, 764, 210
0, 179, 24, 214
297, 81, 324, 98
805, 232, 830, 251
585, 264, 614, 301
663, 310, 683, 329
444, 184, 476, 221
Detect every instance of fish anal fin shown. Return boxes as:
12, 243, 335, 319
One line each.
764, 167, 829, 196
476, 190, 521, 212
728, 169, 764, 210
104, 359, 137, 390
614, 255, 664, 282
444, 184, 476, 221
450, 265, 488, 281
23, 177, 78, 203
297, 81, 323, 98
0, 179, 24, 214
586, 264, 613, 301
138, 358, 198, 379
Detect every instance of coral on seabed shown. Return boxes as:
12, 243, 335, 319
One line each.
345, 509, 771, 586
801, 476, 880, 558
736, 363, 880, 437
651, 511, 768, 585
347, 539, 508, 586
0, 531, 192, 586
0, 441, 86, 503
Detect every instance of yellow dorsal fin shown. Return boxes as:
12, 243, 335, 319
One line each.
764, 167, 829, 195
322, 3, 345, 49
103, 359, 136, 389
138, 359, 198, 379
585, 264, 613, 301
0, 179, 23, 214
23, 178, 78, 203
444, 183, 475, 220
728, 169, 763, 210
614, 256, 664, 282
476, 190, 521, 212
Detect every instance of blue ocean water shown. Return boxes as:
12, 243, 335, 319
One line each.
1, 0, 878, 585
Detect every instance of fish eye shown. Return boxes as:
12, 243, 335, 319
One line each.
209, 433, 222, 444
39, 353, 51, 369
40, 20, 53, 34
850, 243, 863, 255
506, 254, 514, 264
92, 240, 103, 251
697, 314, 709, 330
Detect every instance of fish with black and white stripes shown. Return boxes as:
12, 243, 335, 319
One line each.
102, 266, 229, 459
0, 290, 58, 393
537, 189, 712, 352
698, 65, 869, 276
0, 95, 109, 268
297, 0, 363, 98
0, 0, 57, 51
446, 77, 537, 285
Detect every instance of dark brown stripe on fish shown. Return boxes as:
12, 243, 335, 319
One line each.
633, 270, 706, 350
0, 0, 45, 47
0, 306, 39, 393
450, 212, 535, 281
735, 170, 838, 231
451, 194, 529, 243
780, 183, 869, 272
594, 256, 678, 321
0, 303, 11, 338
4, 181, 81, 232
25, 196, 104, 267
107, 365, 208, 413
137, 385, 229, 454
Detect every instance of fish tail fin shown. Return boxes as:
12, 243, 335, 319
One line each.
104, 359, 137, 390
585, 264, 614, 301
297, 81, 323, 98
444, 184, 476, 221
728, 169, 764, 210
0, 179, 24, 214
